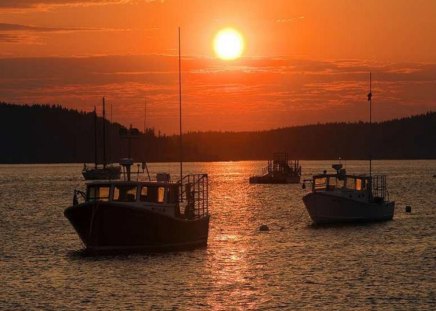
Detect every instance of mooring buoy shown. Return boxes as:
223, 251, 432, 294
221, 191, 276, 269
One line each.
405, 206, 412, 213
259, 224, 270, 232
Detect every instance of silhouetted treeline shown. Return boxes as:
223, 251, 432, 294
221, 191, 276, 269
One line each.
177, 112, 436, 161
0, 102, 435, 163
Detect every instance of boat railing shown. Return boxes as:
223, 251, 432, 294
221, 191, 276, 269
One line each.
371, 175, 389, 201
72, 189, 86, 205
179, 174, 209, 219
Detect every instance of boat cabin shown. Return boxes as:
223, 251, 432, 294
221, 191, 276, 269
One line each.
311, 170, 389, 203
86, 181, 180, 205
73, 172, 208, 220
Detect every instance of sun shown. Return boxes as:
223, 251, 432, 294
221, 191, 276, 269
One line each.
213, 28, 245, 60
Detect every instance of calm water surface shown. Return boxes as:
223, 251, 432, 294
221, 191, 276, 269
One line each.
0, 161, 435, 310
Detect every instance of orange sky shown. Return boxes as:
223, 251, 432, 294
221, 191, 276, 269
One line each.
0, 0, 435, 133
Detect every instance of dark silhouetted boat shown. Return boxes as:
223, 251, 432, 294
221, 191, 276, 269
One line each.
82, 97, 121, 180
249, 152, 301, 184
302, 73, 395, 224
65, 28, 209, 253
66, 158, 209, 253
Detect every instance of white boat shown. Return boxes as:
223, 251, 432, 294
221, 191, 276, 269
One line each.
303, 164, 394, 224
302, 73, 395, 224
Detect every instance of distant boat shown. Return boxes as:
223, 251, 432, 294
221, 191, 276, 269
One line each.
302, 73, 395, 224
82, 164, 121, 180
249, 152, 301, 184
82, 97, 121, 180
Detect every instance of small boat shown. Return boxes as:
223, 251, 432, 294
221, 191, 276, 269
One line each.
303, 163, 395, 224
82, 97, 121, 180
249, 152, 301, 184
65, 158, 209, 253
82, 164, 121, 180
302, 73, 395, 224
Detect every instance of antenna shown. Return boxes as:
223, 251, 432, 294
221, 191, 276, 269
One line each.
178, 27, 183, 185
93, 106, 97, 169
368, 72, 372, 177
102, 97, 106, 169
109, 102, 113, 163
143, 98, 151, 181
144, 98, 147, 134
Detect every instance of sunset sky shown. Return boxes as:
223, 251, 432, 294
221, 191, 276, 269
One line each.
0, 0, 435, 133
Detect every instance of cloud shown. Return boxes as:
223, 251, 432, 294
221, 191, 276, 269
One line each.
0, 0, 162, 9
0, 1, 126, 8
0, 23, 132, 43
0, 23, 96, 32
0, 55, 434, 133
276, 16, 305, 23
0, 33, 30, 43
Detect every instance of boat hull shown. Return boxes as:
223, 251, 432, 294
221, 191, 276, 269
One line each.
303, 192, 395, 224
64, 202, 209, 253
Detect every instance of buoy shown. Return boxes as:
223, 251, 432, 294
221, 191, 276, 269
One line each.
405, 206, 412, 213
259, 224, 269, 232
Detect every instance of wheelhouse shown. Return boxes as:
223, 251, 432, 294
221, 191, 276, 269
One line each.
311, 173, 389, 202
86, 181, 180, 204
312, 174, 370, 193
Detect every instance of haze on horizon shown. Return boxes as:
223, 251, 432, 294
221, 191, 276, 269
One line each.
0, 0, 435, 134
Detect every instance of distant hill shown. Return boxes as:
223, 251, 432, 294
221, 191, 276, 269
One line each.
0, 102, 435, 163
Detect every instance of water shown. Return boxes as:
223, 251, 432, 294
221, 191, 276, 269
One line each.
0, 161, 435, 310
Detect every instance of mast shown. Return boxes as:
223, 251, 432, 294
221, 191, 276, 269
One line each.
143, 98, 151, 180
93, 106, 98, 169
144, 98, 147, 134
368, 73, 372, 178
178, 27, 183, 183
109, 102, 113, 163
102, 97, 106, 168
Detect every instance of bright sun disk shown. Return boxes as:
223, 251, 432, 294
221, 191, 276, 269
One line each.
213, 28, 245, 60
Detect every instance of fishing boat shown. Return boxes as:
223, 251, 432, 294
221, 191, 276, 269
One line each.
65, 28, 210, 253
82, 97, 121, 180
303, 163, 394, 224
249, 152, 301, 184
66, 158, 209, 253
302, 73, 395, 224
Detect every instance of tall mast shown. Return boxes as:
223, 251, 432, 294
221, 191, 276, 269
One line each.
109, 102, 113, 163
368, 73, 372, 177
93, 106, 97, 169
178, 27, 183, 183
102, 97, 106, 168
143, 98, 151, 181
144, 98, 147, 134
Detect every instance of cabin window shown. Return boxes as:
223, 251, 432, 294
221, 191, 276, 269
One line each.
157, 187, 165, 203
87, 186, 110, 202
346, 179, 357, 191
143, 186, 166, 203
356, 179, 362, 191
140, 186, 148, 202
113, 185, 137, 202
314, 177, 327, 190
